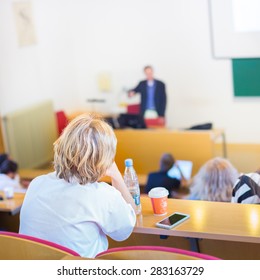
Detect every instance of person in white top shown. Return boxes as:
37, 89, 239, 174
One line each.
0, 159, 21, 191
19, 114, 136, 258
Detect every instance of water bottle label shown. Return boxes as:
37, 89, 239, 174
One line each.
133, 194, 140, 206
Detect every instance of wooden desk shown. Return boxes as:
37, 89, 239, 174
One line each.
136, 196, 260, 244
0, 192, 25, 216
114, 129, 226, 176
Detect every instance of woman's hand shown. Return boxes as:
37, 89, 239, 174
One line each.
105, 162, 121, 179
105, 162, 137, 212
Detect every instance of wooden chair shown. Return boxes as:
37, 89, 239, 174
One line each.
96, 246, 220, 260
0, 231, 80, 260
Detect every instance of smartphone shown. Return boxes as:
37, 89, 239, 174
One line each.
155, 212, 190, 229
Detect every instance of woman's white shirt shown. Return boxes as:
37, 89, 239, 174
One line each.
19, 172, 136, 257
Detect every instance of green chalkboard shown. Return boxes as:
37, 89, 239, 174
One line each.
232, 58, 260, 97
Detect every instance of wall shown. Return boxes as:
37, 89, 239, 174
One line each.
0, 0, 80, 115
1, 0, 260, 143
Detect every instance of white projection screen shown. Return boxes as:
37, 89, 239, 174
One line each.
210, 0, 260, 58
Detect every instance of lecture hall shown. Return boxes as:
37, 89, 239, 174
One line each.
1, 0, 260, 260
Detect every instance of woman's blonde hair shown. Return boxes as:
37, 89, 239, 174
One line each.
190, 157, 239, 202
54, 114, 116, 184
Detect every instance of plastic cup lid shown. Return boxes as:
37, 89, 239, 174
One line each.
148, 187, 169, 198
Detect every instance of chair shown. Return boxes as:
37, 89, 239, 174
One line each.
96, 246, 220, 260
127, 104, 140, 114
0, 231, 80, 260
56, 110, 69, 135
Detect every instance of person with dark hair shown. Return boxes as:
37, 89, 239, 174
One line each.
0, 153, 9, 167
128, 66, 167, 121
145, 153, 181, 198
0, 160, 18, 175
0, 159, 20, 191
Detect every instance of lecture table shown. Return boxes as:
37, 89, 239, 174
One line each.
135, 196, 260, 249
0, 192, 25, 216
2, 192, 259, 247
0, 192, 25, 232
1, 192, 260, 258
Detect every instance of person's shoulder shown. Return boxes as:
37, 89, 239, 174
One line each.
92, 181, 121, 197
155, 79, 165, 86
148, 171, 166, 180
236, 172, 260, 187
139, 80, 147, 86
29, 172, 56, 184
148, 171, 161, 177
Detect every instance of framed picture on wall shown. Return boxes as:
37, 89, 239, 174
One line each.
13, 1, 37, 47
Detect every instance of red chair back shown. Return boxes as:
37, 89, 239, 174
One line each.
56, 111, 68, 135
127, 104, 140, 114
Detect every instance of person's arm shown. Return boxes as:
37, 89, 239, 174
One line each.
128, 82, 142, 97
175, 163, 189, 187
105, 162, 136, 212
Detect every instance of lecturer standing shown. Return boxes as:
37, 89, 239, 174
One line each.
128, 66, 167, 120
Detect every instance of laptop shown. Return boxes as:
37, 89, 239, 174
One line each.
167, 160, 193, 180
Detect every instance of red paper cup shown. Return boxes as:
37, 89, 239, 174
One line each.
148, 187, 169, 216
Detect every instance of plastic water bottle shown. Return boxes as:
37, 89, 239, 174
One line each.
124, 158, 142, 215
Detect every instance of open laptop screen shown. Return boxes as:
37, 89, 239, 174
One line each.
167, 160, 193, 180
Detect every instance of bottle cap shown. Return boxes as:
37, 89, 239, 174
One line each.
125, 158, 133, 167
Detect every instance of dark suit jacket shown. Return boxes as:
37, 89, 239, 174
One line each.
145, 171, 181, 198
132, 79, 167, 117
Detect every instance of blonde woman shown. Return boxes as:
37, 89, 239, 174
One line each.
19, 114, 136, 258
188, 157, 239, 202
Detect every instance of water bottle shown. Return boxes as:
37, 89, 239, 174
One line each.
124, 158, 142, 215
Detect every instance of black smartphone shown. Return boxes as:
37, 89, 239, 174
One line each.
155, 212, 190, 229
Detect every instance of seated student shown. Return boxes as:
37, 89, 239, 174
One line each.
0, 153, 9, 167
0, 159, 21, 191
232, 170, 260, 204
19, 114, 136, 258
0, 155, 28, 192
145, 153, 181, 198
188, 157, 239, 202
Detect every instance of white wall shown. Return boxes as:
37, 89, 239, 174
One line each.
1, 0, 260, 143
0, 0, 80, 115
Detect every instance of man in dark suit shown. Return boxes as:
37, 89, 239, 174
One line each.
128, 66, 167, 120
